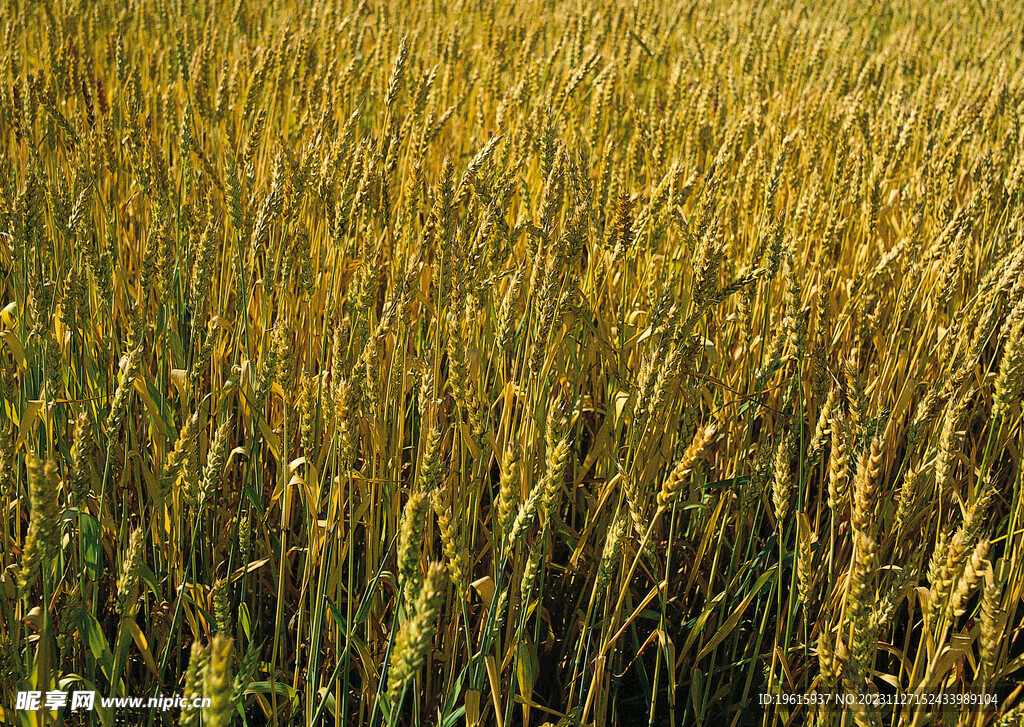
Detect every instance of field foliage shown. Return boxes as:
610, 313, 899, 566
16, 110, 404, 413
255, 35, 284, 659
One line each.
1, 0, 1024, 725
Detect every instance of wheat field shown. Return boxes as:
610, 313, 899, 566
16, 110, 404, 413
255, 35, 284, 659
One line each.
1, 0, 1023, 725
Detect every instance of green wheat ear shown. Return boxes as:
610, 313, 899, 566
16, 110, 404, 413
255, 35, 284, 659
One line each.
203, 634, 234, 727
17, 454, 59, 594
387, 562, 447, 704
